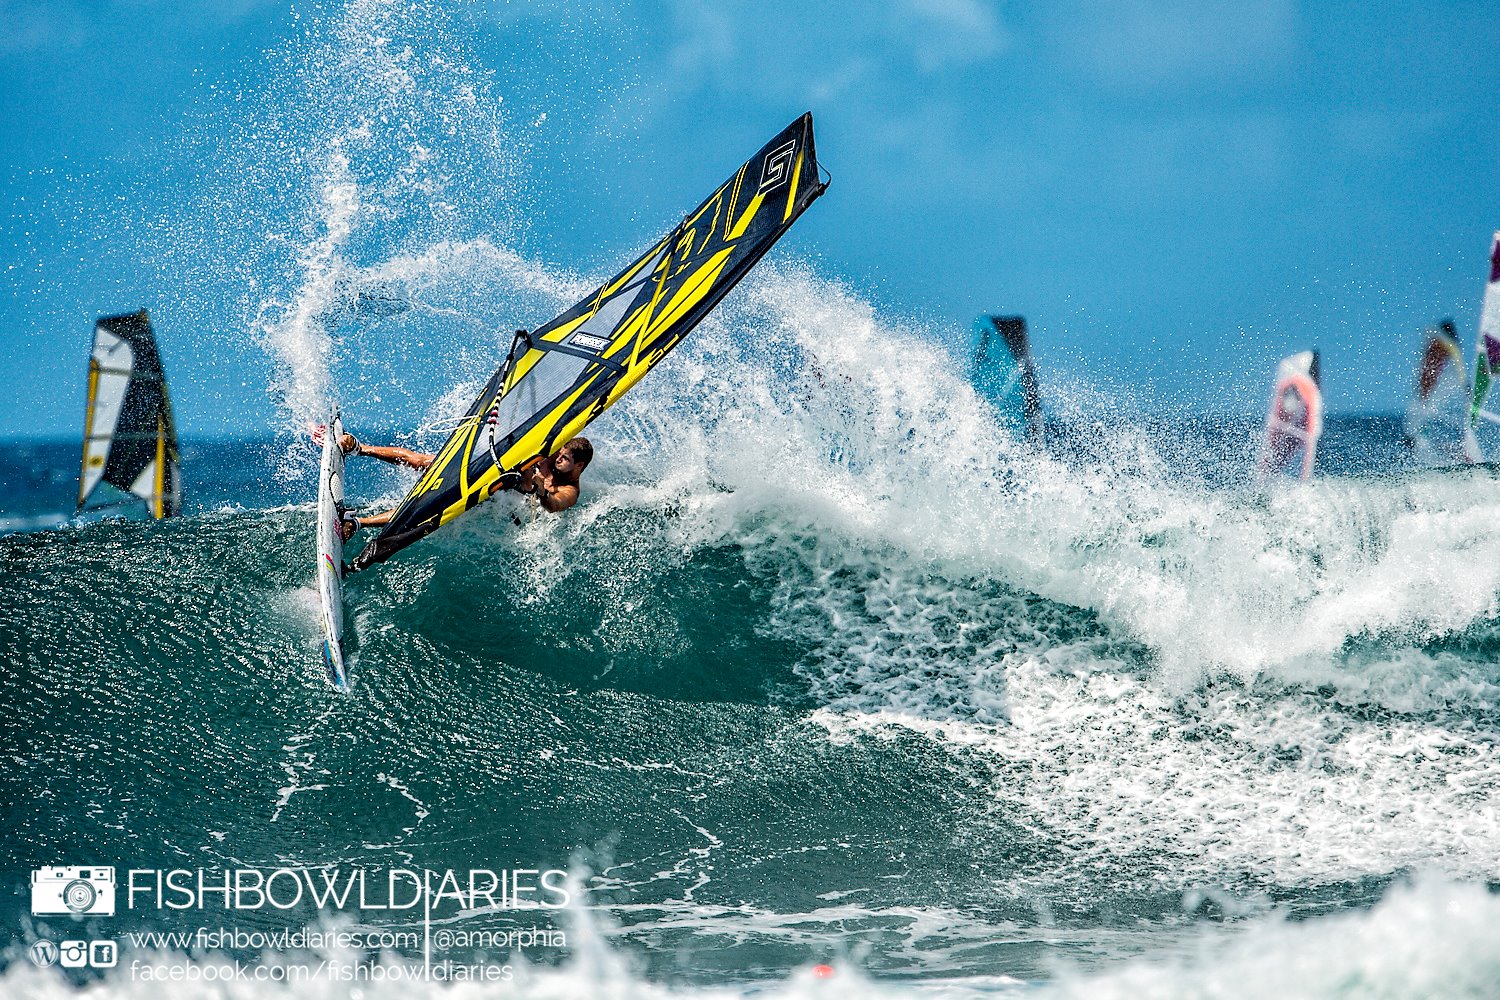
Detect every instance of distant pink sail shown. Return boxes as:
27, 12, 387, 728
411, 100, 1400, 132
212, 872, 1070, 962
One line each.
1259, 350, 1323, 481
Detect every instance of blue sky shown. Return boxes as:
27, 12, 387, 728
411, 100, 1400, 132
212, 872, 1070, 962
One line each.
2, 0, 1498, 438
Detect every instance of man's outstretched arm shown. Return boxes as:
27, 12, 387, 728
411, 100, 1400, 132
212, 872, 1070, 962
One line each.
311, 424, 434, 471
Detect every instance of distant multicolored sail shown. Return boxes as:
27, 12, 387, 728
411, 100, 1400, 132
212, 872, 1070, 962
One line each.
1404, 319, 1478, 465
1258, 350, 1322, 481
1467, 232, 1500, 456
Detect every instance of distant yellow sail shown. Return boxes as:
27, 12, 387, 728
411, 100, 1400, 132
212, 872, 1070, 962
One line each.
78, 310, 182, 518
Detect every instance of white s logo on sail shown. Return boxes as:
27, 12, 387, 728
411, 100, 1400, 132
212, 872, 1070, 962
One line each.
758, 141, 797, 193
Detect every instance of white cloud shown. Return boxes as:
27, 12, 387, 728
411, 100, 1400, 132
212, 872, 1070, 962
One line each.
1326, 108, 1451, 160
806, 57, 876, 105
657, 0, 1010, 102
0, 0, 289, 54
898, 0, 1010, 72
1052, 0, 1300, 90
0, 1, 87, 53
666, 3, 737, 81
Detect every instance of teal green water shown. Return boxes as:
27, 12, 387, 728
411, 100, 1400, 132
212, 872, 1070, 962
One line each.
0, 486, 1085, 981
4, 0, 1500, 990
4, 419, 1500, 997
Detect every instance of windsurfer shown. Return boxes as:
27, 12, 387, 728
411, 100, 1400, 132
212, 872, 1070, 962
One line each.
311, 425, 592, 537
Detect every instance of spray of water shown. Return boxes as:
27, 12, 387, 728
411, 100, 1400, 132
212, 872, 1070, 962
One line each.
213, 0, 1500, 891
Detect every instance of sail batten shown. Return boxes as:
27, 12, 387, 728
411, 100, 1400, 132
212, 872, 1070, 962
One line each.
354, 114, 826, 570
77, 310, 182, 519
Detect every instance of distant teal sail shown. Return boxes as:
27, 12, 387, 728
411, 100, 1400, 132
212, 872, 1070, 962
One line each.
971, 315, 1042, 443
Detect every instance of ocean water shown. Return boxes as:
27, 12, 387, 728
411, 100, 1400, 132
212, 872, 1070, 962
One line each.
6, 2, 1500, 996
6, 347, 1500, 999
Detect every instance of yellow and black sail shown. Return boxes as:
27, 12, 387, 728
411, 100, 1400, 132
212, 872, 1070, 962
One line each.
78, 310, 182, 519
355, 113, 826, 569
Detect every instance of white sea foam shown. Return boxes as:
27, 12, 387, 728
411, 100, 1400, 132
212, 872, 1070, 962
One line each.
5, 878, 1497, 998
518, 266, 1500, 885
1035, 876, 1500, 1000
283, 247, 1500, 888
234, 0, 532, 476
229, 0, 1500, 902
566, 267, 1500, 689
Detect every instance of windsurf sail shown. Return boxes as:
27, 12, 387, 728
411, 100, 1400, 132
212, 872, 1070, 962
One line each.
354, 113, 827, 570
1257, 349, 1322, 481
1403, 319, 1479, 464
78, 310, 182, 519
1467, 231, 1500, 457
971, 315, 1042, 443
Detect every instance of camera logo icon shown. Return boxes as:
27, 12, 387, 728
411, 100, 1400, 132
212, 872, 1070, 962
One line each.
30, 867, 116, 916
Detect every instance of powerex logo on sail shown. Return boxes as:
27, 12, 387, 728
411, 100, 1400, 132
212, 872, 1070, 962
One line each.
570, 332, 610, 352
118, 867, 570, 911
